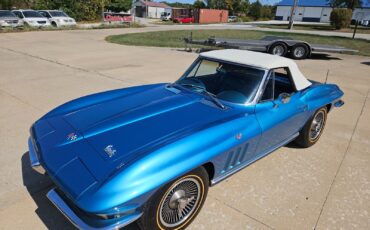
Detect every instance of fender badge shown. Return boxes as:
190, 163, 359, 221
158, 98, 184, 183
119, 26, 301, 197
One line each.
104, 145, 117, 158
67, 133, 78, 141
235, 133, 243, 140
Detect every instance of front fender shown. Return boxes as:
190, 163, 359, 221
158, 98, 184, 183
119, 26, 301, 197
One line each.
76, 113, 255, 213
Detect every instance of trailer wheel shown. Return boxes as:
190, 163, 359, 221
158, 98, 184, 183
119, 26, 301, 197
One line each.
291, 44, 309, 60
269, 42, 288, 56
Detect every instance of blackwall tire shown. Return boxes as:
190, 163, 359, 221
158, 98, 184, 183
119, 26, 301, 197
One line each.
268, 42, 288, 57
291, 44, 310, 60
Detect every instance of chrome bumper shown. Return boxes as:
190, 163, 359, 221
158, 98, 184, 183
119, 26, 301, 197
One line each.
334, 99, 345, 108
28, 137, 46, 174
47, 188, 142, 230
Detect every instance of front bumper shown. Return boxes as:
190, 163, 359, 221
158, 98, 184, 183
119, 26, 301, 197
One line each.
47, 188, 142, 230
28, 137, 46, 174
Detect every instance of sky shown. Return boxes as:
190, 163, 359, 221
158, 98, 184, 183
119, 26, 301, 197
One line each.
157, 0, 281, 5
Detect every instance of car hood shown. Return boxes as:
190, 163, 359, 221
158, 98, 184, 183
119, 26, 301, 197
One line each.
52, 16, 73, 20
34, 84, 239, 201
24, 17, 48, 21
0, 17, 19, 20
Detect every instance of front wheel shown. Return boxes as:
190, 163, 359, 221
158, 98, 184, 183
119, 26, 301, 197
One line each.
295, 107, 327, 148
138, 167, 209, 230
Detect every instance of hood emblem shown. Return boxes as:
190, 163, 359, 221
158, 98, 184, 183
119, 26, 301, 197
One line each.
67, 133, 78, 141
104, 145, 117, 158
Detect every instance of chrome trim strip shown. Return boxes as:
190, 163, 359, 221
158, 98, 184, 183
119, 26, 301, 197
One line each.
47, 188, 142, 230
28, 137, 45, 174
211, 132, 299, 185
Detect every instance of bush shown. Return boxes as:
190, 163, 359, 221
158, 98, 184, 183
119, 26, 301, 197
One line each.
330, 8, 352, 29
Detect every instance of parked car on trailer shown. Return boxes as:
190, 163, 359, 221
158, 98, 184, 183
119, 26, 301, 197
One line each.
12, 9, 51, 28
29, 49, 344, 230
38, 10, 76, 27
174, 16, 194, 24
0, 10, 24, 28
185, 36, 358, 59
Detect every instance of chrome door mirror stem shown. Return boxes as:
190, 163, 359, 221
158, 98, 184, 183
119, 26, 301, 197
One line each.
279, 93, 291, 104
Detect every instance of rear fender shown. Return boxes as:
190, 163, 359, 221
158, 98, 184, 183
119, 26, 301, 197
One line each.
301, 83, 344, 112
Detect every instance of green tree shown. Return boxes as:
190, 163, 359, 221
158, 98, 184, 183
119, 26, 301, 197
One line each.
34, 0, 104, 21
240, 0, 250, 14
107, 0, 132, 12
249, 0, 262, 20
193, 0, 206, 9
330, 8, 352, 29
209, 0, 227, 9
327, 0, 363, 10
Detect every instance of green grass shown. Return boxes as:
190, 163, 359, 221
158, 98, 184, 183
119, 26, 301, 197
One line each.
106, 29, 370, 56
257, 24, 370, 34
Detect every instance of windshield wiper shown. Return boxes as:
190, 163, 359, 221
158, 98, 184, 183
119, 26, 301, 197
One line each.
179, 83, 226, 109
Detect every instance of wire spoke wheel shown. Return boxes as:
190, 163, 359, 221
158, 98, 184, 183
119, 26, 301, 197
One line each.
309, 110, 325, 141
159, 178, 201, 228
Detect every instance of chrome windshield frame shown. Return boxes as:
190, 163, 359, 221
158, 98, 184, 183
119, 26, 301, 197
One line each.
176, 56, 270, 107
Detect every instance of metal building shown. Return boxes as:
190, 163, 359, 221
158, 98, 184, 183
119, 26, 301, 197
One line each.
275, 0, 332, 23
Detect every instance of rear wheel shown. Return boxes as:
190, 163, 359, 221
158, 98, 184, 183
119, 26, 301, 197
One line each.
295, 107, 327, 148
138, 167, 209, 230
51, 21, 57, 27
291, 44, 310, 59
269, 42, 288, 56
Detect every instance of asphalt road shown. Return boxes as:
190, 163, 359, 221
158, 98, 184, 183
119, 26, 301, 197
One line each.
0, 27, 369, 230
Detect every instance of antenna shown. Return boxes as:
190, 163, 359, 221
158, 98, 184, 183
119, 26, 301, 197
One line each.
325, 70, 330, 84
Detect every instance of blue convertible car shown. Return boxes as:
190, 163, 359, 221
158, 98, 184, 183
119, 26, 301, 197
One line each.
28, 49, 344, 229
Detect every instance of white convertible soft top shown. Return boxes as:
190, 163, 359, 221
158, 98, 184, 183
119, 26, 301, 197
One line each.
200, 49, 312, 91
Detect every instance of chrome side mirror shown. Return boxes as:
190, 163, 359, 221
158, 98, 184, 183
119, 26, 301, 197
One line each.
279, 93, 291, 104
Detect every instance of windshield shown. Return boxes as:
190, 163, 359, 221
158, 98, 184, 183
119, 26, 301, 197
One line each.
23, 11, 43, 18
0, 11, 16, 18
176, 58, 266, 104
50, 11, 68, 17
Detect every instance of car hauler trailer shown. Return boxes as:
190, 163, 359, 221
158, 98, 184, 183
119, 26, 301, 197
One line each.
184, 35, 358, 59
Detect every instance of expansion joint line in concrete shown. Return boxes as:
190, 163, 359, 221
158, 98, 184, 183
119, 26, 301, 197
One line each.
209, 195, 275, 229
0, 46, 143, 85
313, 89, 370, 229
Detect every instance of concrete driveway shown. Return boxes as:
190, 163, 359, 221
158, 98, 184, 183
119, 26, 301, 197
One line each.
0, 27, 369, 230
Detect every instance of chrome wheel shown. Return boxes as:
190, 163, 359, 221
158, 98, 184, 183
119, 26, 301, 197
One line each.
159, 178, 201, 228
272, 45, 285, 56
293, 46, 306, 58
309, 110, 325, 141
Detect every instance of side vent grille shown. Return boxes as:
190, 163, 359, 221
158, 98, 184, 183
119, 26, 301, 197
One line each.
221, 143, 249, 173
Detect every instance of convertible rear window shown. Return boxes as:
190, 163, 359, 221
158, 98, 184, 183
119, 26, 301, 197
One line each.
177, 58, 266, 104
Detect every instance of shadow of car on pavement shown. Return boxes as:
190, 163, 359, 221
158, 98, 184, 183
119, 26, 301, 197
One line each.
21, 152, 140, 230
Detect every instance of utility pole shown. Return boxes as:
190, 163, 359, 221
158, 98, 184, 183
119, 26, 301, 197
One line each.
132, 0, 136, 23
288, 0, 298, 30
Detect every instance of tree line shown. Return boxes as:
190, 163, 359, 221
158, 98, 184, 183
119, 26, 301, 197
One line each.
0, 0, 277, 21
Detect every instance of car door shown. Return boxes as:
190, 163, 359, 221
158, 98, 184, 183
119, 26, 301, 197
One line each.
254, 67, 309, 155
